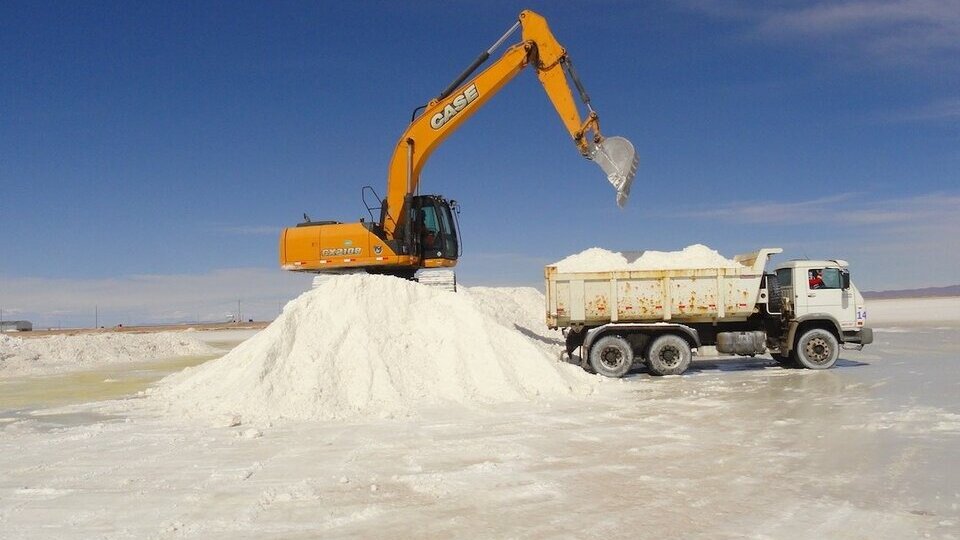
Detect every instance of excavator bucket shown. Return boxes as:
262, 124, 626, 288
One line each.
590, 136, 638, 207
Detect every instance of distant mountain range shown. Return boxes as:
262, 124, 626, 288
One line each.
863, 285, 960, 299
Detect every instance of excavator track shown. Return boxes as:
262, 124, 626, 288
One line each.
311, 269, 457, 292
414, 269, 457, 292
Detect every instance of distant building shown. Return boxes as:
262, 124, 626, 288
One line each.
0, 320, 33, 332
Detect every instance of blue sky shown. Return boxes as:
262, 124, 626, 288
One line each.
1, 1, 958, 326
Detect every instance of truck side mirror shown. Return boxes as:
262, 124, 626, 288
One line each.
841, 270, 850, 290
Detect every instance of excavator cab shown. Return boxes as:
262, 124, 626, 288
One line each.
410, 195, 460, 262
406, 195, 460, 291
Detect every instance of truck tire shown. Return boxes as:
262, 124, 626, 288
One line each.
794, 329, 839, 369
765, 274, 783, 314
646, 334, 692, 376
588, 335, 634, 378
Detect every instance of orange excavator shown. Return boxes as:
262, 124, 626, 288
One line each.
279, 10, 638, 290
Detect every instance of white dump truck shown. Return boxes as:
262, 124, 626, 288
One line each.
545, 248, 873, 377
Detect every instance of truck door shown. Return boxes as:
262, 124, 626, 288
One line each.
775, 267, 797, 313
804, 267, 850, 322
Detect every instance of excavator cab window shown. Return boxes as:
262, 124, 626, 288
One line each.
411, 196, 459, 261
420, 206, 440, 250
437, 202, 459, 258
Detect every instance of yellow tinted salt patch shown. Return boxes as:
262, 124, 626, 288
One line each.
0, 354, 218, 410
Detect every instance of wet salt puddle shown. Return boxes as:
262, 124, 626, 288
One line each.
0, 409, 122, 431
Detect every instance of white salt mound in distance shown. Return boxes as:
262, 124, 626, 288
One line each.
153, 274, 594, 422
552, 244, 744, 272
0, 332, 217, 377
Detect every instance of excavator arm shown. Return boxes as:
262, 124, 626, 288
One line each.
380, 10, 637, 239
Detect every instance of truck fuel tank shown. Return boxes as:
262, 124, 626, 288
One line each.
716, 331, 767, 356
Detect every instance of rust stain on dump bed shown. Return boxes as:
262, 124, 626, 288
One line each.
587, 295, 608, 315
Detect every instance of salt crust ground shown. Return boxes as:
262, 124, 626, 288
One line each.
867, 297, 960, 326
0, 332, 218, 377
0, 297, 958, 538
148, 275, 599, 423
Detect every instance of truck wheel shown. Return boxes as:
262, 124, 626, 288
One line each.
588, 335, 634, 378
646, 334, 692, 376
794, 329, 839, 370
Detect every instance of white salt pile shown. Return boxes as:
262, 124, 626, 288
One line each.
552, 244, 744, 272
551, 247, 630, 272
0, 332, 218, 377
152, 274, 595, 423
459, 286, 563, 354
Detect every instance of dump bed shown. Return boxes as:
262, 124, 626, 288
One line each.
545, 248, 782, 328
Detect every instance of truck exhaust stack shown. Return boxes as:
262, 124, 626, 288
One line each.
590, 136, 638, 207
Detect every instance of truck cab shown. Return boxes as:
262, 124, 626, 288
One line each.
773, 259, 873, 362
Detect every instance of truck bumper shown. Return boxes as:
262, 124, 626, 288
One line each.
843, 327, 873, 346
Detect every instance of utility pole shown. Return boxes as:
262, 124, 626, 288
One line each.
95, 305, 99, 329
237, 299, 241, 323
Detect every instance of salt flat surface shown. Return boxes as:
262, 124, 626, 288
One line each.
0, 332, 218, 378
0, 296, 957, 538
552, 244, 744, 272
190, 328, 262, 346
867, 297, 960, 326
150, 275, 596, 423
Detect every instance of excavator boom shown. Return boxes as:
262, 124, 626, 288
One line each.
380, 10, 637, 238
